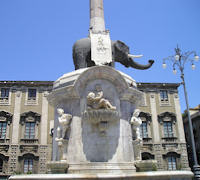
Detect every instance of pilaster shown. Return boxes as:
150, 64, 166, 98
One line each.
11, 90, 22, 144
173, 93, 185, 143
38, 145, 49, 173
149, 93, 160, 143
40, 92, 49, 145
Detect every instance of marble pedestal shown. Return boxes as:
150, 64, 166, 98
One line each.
48, 66, 143, 174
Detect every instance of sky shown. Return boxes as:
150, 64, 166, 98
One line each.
0, 0, 199, 112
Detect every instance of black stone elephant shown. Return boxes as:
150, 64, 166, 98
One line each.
73, 38, 154, 70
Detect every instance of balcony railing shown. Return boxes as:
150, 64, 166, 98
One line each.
20, 138, 38, 144
0, 97, 9, 105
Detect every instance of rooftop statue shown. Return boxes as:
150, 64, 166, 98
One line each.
73, 0, 154, 70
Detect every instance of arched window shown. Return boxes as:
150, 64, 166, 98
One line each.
167, 155, 176, 170
18, 153, 39, 174
142, 152, 155, 160
163, 152, 180, 170
0, 154, 9, 174
24, 158, 33, 173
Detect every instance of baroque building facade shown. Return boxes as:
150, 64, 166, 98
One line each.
0, 81, 189, 178
0, 81, 54, 179
137, 83, 189, 171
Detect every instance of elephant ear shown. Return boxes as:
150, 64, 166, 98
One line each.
114, 40, 130, 67
114, 40, 130, 54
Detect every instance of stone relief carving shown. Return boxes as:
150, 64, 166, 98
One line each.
83, 85, 119, 135
87, 90, 116, 110
55, 108, 72, 161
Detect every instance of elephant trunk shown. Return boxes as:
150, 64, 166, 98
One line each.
128, 58, 154, 70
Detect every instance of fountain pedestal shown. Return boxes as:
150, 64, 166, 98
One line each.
48, 66, 142, 174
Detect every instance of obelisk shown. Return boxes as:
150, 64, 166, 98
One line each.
90, 0, 105, 33
89, 0, 112, 66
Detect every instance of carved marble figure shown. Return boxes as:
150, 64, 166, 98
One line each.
87, 91, 116, 110
55, 108, 72, 161
57, 108, 72, 139
55, 127, 65, 160
130, 109, 142, 141
132, 139, 142, 161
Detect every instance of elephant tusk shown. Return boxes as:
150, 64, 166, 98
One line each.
128, 54, 143, 59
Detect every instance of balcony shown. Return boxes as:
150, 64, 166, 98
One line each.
142, 137, 152, 144
0, 98, 9, 105
162, 136, 177, 143
0, 138, 10, 144
20, 138, 38, 144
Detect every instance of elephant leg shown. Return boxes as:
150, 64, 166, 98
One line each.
86, 51, 95, 67
73, 50, 88, 70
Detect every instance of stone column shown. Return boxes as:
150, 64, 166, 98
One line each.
90, 0, 106, 33
149, 93, 160, 143
9, 90, 22, 174
40, 91, 49, 145
173, 93, 185, 143
12, 90, 22, 144
38, 92, 49, 173
149, 93, 163, 170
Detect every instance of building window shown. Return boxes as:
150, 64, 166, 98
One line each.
140, 122, 148, 138
0, 88, 9, 100
160, 90, 168, 102
24, 158, 33, 173
0, 159, 3, 172
168, 156, 177, 170
142, 152, 155, 160
163, 121, 173, 137
138, 112, 152, 142
20, 111, 40, 141
25, 122, 35, 139
28, 89, 37, 100
0, 122, 7, 139
158, 112, 177, 140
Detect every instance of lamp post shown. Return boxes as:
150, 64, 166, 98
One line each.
162, 45, 200, 179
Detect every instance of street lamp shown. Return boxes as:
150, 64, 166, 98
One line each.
162, 45, 200, 179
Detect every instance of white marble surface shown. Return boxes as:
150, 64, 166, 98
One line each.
48, 66, 143, 174
9, 171, 193, 180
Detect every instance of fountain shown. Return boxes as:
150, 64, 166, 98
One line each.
9, 0, 193, 179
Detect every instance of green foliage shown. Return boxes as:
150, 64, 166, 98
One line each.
177, 164, 182, 170
152, 164, 157, 171
14, 171, 22, 175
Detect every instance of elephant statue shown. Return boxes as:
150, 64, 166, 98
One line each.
73, 38, 154, 70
